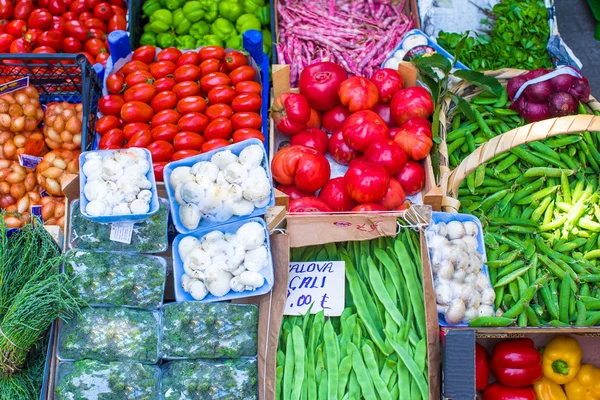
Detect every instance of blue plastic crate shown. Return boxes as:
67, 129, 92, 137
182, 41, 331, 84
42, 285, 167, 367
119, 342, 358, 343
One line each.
163, 138, 274, 234
172, 217, 273, 303
39, 321, 56, 400
79, 148, 160, 223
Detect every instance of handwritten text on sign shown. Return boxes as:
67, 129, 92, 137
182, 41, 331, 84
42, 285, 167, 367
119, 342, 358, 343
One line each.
284, 261, 345, 316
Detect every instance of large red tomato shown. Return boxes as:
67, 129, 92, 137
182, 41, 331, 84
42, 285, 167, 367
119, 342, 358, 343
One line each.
96, 115, 121, 135
390, 86, 434, 125
231, 112, 261, 131
341, 110, 389, 152
120, 60, 149, 75
151, 124, 179, 142
149, 61, 176, 80
29, 9, 53, 31
352, 203, 387, 212
290, 128, 328, 155
363, 140, 408, 175
271, 145, 330, 193
200, 72, 230, 93
147, 140, 174, 162
203, 117, 233, 140
392, 117, 433, 160
14, 2, 34, 20
198, 46, 225, 62
132, 45, 156, 64
126, 130, 152, 148
98, 95, 125, 116
271, 93, 311, 136
98, 128, 125, 149
328, 130, 360, 166
173, 65, 201, 82
124, 83, 157, 103
174, 131, 205, 151
178, 112, 209, 134
0, 0, 12, 19
289, 197, 333, 213
277, 184, 313, 200
236, 81, 261, 95
37, 30, 63, 51
394, 160, 425, 195
318, 177, 357, 212
150, 91, 178, 113
224, 51, 247, 70
229, 65, 255, 85
177, 96, 207, 114
6, 20, 27, 38
321, 105, 351, 133
307, 108, 321, 128
157, 47, 181, 62
205, 104, 233, 120
344, 161, 390, 203
154, 77, 176, 92
372, 103, 395, 129
377, 178, 406, 210
125, 70, 154, 87
338, 77, 379, 112
123, 123, 151, 141
208, 85, 236, 105
151, 110, 180, 127
176, 52, 200, 66
390, 116, 432, 139
64, 20, 89, 41
370, 69, 404, 103
298, 62, 348, 111
62, 37, 82, 53
106, 73, 125, 94
172, 81, 201, 98
231, 93, 261, 113
199, 59, 220, 76
121, 101, 154, 123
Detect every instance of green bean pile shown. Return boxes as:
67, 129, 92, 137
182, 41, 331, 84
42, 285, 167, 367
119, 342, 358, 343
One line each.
451, 91, 600, 327
276, 227, 428, 400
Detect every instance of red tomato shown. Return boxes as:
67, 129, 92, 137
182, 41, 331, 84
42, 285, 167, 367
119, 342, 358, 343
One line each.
154, 77, 176, 92
99, 95, 125, 115
156, 47, 181, 62
125, 70, 154, 87
393, 160, 425, 195
277, 185, 313, 200
290, 128, 328, 155
107, 14, 126, 32
229, 66, 256, 85
124, 82, 157, 103
32, 46, 57, 56
205, 104, 233, 121
86, 0, 101, 9
208, 85, 236, 105
121, 60, 149, 76
151, 109, 180, 127
363, 139, 407, 175
151, 91, 178, 112
0, 34, 15, 52
79, 51, 96, 65
0, 0, 12, 19
271, 93, 311, 135
342, 110, 389, 152
391, 117, 433, 160
299, 62, 348, 111
98, 128, 125, 149
48, 0, 68, 16
61, 12, 77, 21
317, 177, 357, 212
231, 93, 261, 113
271, 145, 330, 193
121, 101, 154, 123
149, 60, 176, 80
83, 18, 106, 32
28, 9, 53, 31
69, 0, 87, 13
307, 108, 321, 128
377, 178, 406, 210
235, 81, 261, 95
106, 74, 126, 96
338, 76, 379, 112
372, 103, 395, 129
203, 117, 232, 140
83, 38, 107, 57
172, 81, 201, 98
176, 51, 200, 66
344, 161, 390, 203
88, 28, 106, 40
78, 11, 94, 21
6, 20, 27, 38
173, 64, 201, 82
37, 31, 63, 50
370, 68, 404, 103
95, 115, 121, 135
390, 116, 431, 139
109, 0, 126, 7
152, 161, 167, 181
126, 130, 152, 148
110, 5, 126, 16
219, 60, 229, 74
232, 128, 263, 143
93, 2, 113, 21
328, 130, 360, 166
178, 112, 209, 134
224, 51, 248, 70
201, 138, 229, 152
64, 20, 89, 42
231, 112, 261, 131
199, 46, 225, 62
62, 37, 82, 53
352, 203, 387, 212
173, 131, 204, 151
123, 122, 151, 141
14, 2, 34, 20
147, 140, 174, 162
172, 149, 201, 161
177, 96, 207, 114
96, 52, 110, 66
132, 45, 156, 64
390, 87, 434, 125
289, 197, 333, 213
200, 72, 230, 93
199, 59, 220, 76
24, 29, 42, 46
151, 123, 179, 142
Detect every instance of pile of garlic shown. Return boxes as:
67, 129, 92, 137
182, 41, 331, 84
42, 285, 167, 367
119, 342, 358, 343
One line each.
179, 221, 268, 300
170, 144, 272, 231
82, 149, 153, 217
426, 220, 496, 325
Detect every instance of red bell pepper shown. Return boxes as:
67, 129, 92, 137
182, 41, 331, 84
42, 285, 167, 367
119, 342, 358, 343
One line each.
490, 338, 542, 387
476, 343, 490, 391
483, 383, 536, 400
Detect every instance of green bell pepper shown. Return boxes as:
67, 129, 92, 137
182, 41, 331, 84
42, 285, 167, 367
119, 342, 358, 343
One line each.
175, 35, 196, 49
201, 34, 224, 47
201, 0, 218, 23
165, 0, 185, 11
146, 20, 171, 33
147, 9, 172, 33
218, 0, 244, 22
225, 35, 242, 49
262, 29, 271, 56
241, 0, 264, 14
142, 0, 162, 18
235, 13, 261, 33
173, 9, 192, 35
211, 18, 237, 41
183, 1, 204, 22
254, 6, 269, 26
157, 32, 176, 48
139, 32, 157, 46
189, 21, 210, 40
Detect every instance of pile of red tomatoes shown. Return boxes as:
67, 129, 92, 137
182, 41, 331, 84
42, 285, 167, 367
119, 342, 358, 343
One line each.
271, 61, 434, 213
96, 45, 263, 181
0, 0, 127, 65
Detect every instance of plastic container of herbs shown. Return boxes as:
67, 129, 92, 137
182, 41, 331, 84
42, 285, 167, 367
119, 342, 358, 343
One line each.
54, 360, 160, 400
57, 307, 161, 364
64, 249, 167, 309
160, 359, 258, 400
68, 198, 169, 253
160, 301, 258, 360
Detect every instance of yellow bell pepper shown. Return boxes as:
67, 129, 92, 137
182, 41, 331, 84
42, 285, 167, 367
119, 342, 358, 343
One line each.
564, 364, 600, 400
543, 336, 583, 384
534, 376, 568, 400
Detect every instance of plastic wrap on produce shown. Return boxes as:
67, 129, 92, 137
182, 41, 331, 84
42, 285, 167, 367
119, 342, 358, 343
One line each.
160, 359, 258, 400
160, 302, 258, 360
68, 198, 169, 253
418, 0, 581, 68
58, 307, 160, 364
54, 360, 160, 400
65, 250, 167, 309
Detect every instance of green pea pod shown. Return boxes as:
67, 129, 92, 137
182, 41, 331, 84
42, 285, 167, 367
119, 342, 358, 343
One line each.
183, 1, 204, 22
225, 35, 243, 49
156, 32, 175, 48
218, 0, 244, 22
151, 9, 173, 26
165, 0, 185, 10
211, 18, 237, 41
142, 0, 162, 18
175, 35, 196, 49
139, 32, 157, 46
236, 13, 261, 33
201, 34, 224, 47
255, 5, 270, 25
189, 21, 210, 40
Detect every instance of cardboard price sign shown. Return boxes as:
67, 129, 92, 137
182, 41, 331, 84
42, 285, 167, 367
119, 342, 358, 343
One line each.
284, 261, 345, 316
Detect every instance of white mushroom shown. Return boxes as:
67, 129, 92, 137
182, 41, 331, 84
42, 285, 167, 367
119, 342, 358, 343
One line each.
464, 307, 479, 323
112, 203, 131, 215
238, 144, 264, 169
83, 179, 108, 201
192, 162, 219, 188
82, 158, 102, 179
85, 152, 102, 161
189, 280, 208, 300
181, 274, 193, 292
216, 171, 228, 186
247, 166, 267, 179
463, 221, 478, 236
227, 198, 254, 216
180, 203, 201, 230
170, 166, 193, 188
445, 298, 466, 325
244, 245, 268, 272
137, 190, 152, 203
241, 174, 271, 202
446, 221, 466, 239
100, 158, 124, 181
236, 221, 265, 250
86, 200, 108, 216
229, 277, 246, 292
224, 162, 249, 184
179, 181, 205, 204
130, 198, 150, 214
204, 266, 233, 297
477, 304, 494, 317
238, 270, 265, 290
178, 236, 200, 261
112, 151, 137, 167
185, 248, 211, 272
211, 150, 238, 170
480, 288, 496, 306
254, 196, 271, 208
105, 190, 125, 208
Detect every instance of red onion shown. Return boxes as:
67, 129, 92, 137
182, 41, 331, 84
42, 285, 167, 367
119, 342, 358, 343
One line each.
524, 80, 553, 103
567, 78, 591, 102
516, 96, 550, 122
507, 76, 527, 101
548, 92, 577, 117
550, 73, 574, 92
